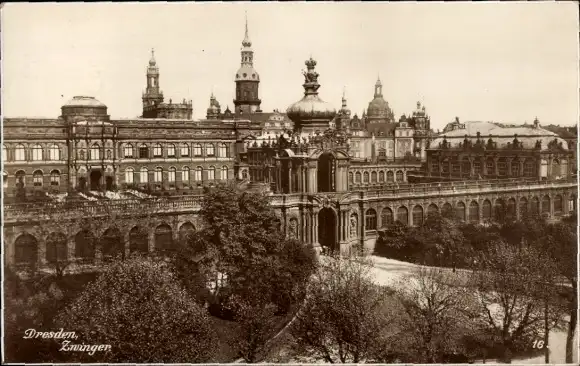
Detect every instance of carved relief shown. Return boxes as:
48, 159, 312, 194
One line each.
350, 214, 358, 238
288, 218, 298, 239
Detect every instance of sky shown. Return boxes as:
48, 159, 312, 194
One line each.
2, 2, 579, 131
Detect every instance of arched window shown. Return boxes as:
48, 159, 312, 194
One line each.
442, 203, 453, 218
33, 170, 43, 187
553, 195, 563, 214
182, 166, 190, 183
412, 205, 424, 226
179, 222, 196, 244
32, 144, 43, 161
207, 166, 215, 180
221, 166, 228, 180
381, 207, 393, 227
396, 170, 404, 182
140, 167, 148, 183
193, 144, 202, 157
168, 167, 176, 182
129, 226, 148, 253
371, 171, 377, 183
154, 167, 163, 182
50, 170, 60, 186
397, 206, 409, 225
3, 171, 8, 188
90, 144, 100, 160
49, 144, 60, 160
349, 172, 354, 183
15, 170, 26, 188
194, 166, 202, 181
180, 143, 189, 157
524, 159, 536, 177
139, 144, 149, 159
511, 159, 520, 177
167, 144, 176, 158
75, 230, 95, 262
124, 144, 134, 158
206, 144, 215, 157
2, 144, 7, 161
365, 209, 377, 231
456, 201, 466, 222
155, 224, 173, 252
46, 232, 67, 264
125, 167, 134, 184
469, 201, 479, 223
427, 203, 439, 217
153, 144, 163, 158
100, 227, 123, 260
482, 200, 492, 219
379, 171, 385, 183
15, 144, 25, 161
541, 195, 551, 214
387, 171, 394, 183
363, 171, 369, 183
568, 195, 577, 213
14, 233, 38, 265
219, 143, 228, 157
355, 172, 362, 183
494, 199, 506, 221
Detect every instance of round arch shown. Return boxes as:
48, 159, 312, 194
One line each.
129, 226, 149, 253
14, 233, 38, 265
319, 207, 337, 252
154, 224, 174, 252
101, 227, 123, 261
46, 232, 67, 264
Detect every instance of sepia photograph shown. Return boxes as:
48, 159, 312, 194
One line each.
1, 2, 578, 364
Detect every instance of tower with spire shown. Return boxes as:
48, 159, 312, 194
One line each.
336, 88, 351, 132
141, 49, 193, 119
233, 13, 262, 115
142, 49, 164, 112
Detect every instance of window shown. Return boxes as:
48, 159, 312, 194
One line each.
486, 158, 495, 175
33, 170, 43, 187
497, 159, 507, 176
221, 166, 228, 180
511, 160, 520, 176
180, 143, 189, 157
473, 160, 482, 175
219, 143, 228, 157
365, 209, 377, 230
48, 145, 60, 161
182, 167, 190, 182
456, 202, 466, 221
3, 172, 7, 188
124, 144, 134, 158
206, 144, 215, 157
482, 200, 492, 219
363, 171, 369, 183
168, 167, 176, 182
125, 168, 134, 184
396, 170, 404, 182
153, 144, 162, 158
371, 171, 377, 183
90, 144, 100, 160
140, 167, 148, 183
167, 144, 176, 158
2, 145, 7, 161
412, 205, 424, 226
381, 208, 393, 227
139, 144, 149, 159
355, 172, 361, 183
50, 170, 60, 186
524, 159, 535, 177
379, 171, 385, 182
193, 144, 202, 157
15, 144, 25, 161
207, 166, 215, 180
194, 166, 202, 181
387, 171, 394, 183
32, 144, 43, 161
154, 167, 163, 182
554, 195, 563, 214
397, 206, 409, 225
349, 172, 353, 183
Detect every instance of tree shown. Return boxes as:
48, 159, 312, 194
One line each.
467, 240, 561, 363
55, 257, 216, 363
394, 267, 472, 362
290, 255, 393, 363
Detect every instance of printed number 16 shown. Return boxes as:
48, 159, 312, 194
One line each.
533, 340, 545, 349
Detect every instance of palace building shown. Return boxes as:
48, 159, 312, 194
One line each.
2, 15, 576, 206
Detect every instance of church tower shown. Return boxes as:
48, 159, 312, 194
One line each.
142, 49, 164, 112
233, 14, 262, 114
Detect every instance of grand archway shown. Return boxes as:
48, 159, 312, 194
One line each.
318, 207, 337, 252
318, 152, 335, 193
90, 169, 102, 191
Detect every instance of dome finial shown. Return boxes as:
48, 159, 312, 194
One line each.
149, 48, 156, 66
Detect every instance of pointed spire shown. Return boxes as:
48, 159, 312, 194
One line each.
242, 11, 251, 47
376, 74, 382, 86
342, 87, 347, 108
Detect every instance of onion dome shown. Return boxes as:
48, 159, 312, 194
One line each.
149, 48, 156, 66
367, 77, 394, 122
286, 57, 336, 132
235, 14, 260, 82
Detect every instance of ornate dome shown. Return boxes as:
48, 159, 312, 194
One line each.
286, 57, 336, 131
366, 77, 394, 121
235, 65, 260, 82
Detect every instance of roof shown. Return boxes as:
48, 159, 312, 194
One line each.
542, 124, 577, 139
63, 96, 106, 108
366, 123, 397, 137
